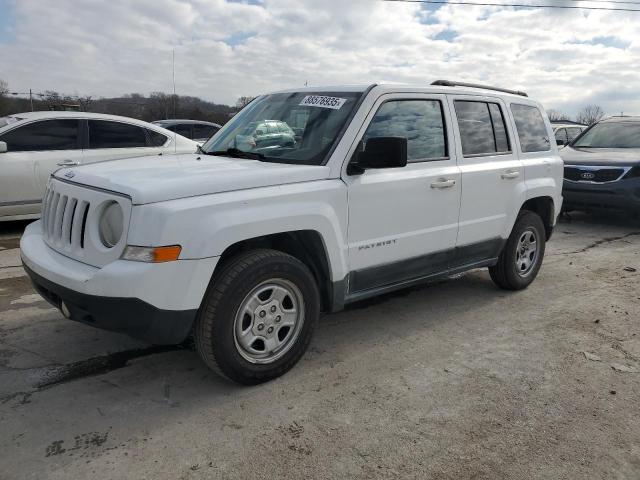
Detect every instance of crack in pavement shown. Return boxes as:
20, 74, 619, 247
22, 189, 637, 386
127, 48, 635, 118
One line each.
0, 345, 184, 405
550, 232, 640, 256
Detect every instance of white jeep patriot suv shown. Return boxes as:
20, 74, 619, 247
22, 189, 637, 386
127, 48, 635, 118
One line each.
21, 81, 563, 384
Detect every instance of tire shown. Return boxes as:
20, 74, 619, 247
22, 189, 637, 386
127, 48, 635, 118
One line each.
489, 210, 546, 290
194, 249, 320, 385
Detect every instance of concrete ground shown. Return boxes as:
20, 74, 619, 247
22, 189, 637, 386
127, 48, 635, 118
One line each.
0, 213, 639, 480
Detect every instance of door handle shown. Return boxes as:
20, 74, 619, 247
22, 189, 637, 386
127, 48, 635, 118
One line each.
57, 160, 79, 167
430, 178, 456, 189
501, 170, 520, 180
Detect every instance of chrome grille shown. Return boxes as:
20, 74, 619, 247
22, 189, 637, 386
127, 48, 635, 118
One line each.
41, 178, 132, 268
42, 187, 90, 250
564, 166, 630, 183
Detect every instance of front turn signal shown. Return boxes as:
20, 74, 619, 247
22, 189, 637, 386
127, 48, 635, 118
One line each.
122, 245, 182, 263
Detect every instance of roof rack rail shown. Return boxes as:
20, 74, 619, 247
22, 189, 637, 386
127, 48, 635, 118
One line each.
431, 80, 528, 97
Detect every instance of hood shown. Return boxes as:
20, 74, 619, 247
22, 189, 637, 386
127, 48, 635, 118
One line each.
54, 154, 331, 204
561, 147, 640, 167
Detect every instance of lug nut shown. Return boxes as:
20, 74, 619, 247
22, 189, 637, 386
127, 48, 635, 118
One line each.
267, 326, 274, 334
257, 323, 265, 331
275, 316, 281, 323
259, 310, 266, 318
270, 305, 277, 313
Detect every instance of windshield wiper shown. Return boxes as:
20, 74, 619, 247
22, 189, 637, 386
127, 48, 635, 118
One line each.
206, 148, 266, 161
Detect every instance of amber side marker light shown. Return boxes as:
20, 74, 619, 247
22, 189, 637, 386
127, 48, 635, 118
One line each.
122, 245, 182, 263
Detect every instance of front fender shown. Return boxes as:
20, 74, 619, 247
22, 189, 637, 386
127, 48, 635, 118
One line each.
126, 180, 349, 282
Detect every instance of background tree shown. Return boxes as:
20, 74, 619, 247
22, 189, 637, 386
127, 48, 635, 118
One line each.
547, 109, 571, 122
576, 105, 605, 125
236, 96, 255, 110
0, 78, 8, 115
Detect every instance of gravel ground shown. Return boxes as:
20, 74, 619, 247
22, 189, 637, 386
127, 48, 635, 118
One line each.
0, 213, 639, 480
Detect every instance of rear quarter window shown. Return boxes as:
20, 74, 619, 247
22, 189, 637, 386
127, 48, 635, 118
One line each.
510, 104, 551, 153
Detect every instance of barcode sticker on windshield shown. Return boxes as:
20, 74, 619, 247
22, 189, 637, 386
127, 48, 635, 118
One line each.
299, 95, 347, 110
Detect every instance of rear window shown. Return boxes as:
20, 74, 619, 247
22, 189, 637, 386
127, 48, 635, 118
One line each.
147, 129, 168, 147
88, 120, 147, 149
454, 101, 510, 156
510, 104, 551, 153
0, 119, 80, 152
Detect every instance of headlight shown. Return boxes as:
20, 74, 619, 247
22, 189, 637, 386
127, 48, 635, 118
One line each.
99, 201, 124, 248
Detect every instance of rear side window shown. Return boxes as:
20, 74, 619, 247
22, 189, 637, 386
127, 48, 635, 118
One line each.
0, 119, 79, 152
555, 128, 568, 144
147, 129, 168, 147
88, 120, 147, 149
454, 101, 510, 156
510, 104, 551, 153
364, 99, 447, 162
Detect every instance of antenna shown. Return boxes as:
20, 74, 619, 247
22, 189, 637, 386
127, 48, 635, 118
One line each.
172, 48, 177, 154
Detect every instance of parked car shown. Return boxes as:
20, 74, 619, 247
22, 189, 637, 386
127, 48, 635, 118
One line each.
152, 119, 221, 144
551, 120, 587, 147
21, 81, 563, 384
0, 112, 198, 222
233, 120, 296, 150
561, 116, 640, 214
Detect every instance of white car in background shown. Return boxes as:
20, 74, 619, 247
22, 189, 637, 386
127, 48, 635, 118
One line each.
551, 121, 587, 147
0, 112, 198, 222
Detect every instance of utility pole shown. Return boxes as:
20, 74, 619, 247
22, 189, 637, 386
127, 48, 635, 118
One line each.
172, 49, 176, 118
29, 88, 33, 111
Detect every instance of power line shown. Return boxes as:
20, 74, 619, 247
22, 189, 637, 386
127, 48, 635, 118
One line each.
383, 0, 640, 12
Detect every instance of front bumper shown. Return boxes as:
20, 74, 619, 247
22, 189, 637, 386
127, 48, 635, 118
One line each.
562, 177, 640, 212
21, 221, 219, 344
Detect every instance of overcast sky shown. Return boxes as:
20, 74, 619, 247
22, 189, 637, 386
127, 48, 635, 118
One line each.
1, 0, 639, 116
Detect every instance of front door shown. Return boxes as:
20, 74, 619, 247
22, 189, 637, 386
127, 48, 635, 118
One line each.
343, 94, 461, 294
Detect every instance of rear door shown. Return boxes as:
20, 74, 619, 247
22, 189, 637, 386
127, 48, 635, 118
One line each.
82, 120, 161, 164
344, 93, 461, 294
0, 119, 82, 217
448, 95, 526, 265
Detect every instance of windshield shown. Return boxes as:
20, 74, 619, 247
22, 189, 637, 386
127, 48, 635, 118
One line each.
202, 91, 362, 165
573, 122, 640, 148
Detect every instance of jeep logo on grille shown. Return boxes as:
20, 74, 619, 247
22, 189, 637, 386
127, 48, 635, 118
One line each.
581, 172, 595, 180
64, 170, 75, 179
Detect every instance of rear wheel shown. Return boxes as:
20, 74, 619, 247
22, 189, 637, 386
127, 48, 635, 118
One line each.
194, 249, 320, 385
489, 211, 546, 290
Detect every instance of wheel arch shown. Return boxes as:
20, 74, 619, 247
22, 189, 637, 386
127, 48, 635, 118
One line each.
520, 196, 555, 240
214, 230, 336, 312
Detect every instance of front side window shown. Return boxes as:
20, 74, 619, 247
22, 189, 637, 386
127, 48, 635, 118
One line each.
455, 101, 510, 156
193, 124, 217, 140
510, 104, 550, 153
573, 122, 640, 148
0, 119, 79, 152
171, 124, 192, 138
88, 120, 147, 149
202, 91, 362, 165
363, 100, 447, 162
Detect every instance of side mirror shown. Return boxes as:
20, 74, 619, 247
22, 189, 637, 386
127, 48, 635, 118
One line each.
348, 137, 408, 175
556, 139, 566, 147
0, 141, 6, 153
256, 129, 264, 135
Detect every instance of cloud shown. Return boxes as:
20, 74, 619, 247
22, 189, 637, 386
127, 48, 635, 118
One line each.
1, 0, 639, 116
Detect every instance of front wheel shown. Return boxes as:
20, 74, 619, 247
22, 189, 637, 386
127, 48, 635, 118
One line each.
489, 211, 546, 290
194, 249, 320, 385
